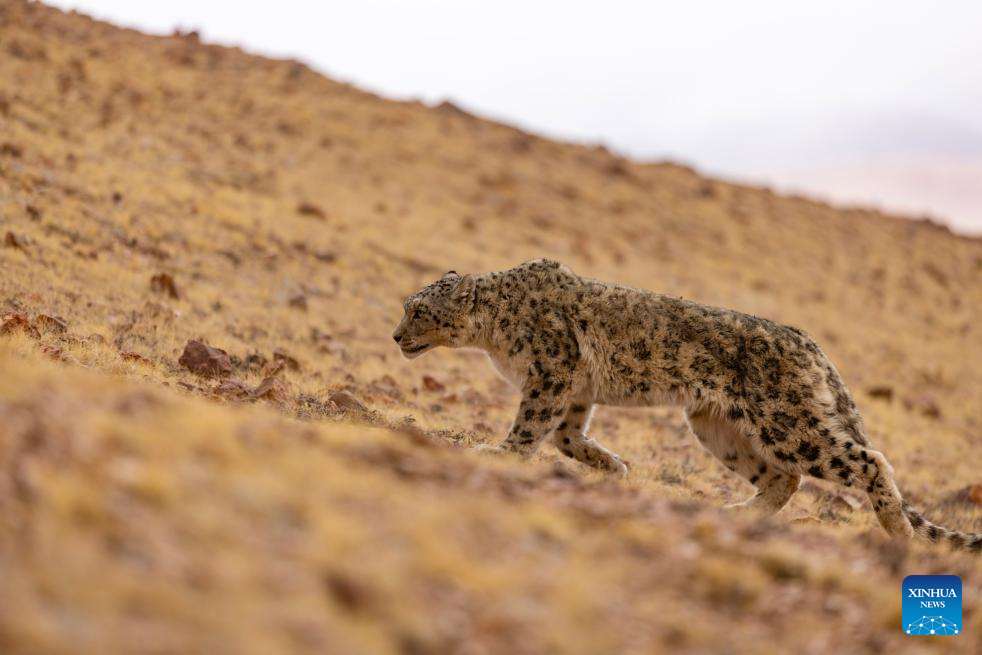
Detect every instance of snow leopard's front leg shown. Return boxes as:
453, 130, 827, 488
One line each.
495, 376, 572, 456
552, 402, 628, 477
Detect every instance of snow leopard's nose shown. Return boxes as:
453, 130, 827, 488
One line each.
393, 333, 403, 344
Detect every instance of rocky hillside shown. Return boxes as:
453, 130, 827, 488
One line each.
1, 2, 980, 654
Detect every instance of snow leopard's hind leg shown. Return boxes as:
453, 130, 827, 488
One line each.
746, 382, 915, 539
685, 406, 800, 513
822, 441, 914, 539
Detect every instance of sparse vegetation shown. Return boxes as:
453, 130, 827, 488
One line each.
1, 2, 980, 653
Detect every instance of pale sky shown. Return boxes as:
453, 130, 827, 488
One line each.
46, 0, 982, 234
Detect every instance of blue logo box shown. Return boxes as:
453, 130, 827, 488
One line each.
903, 575, 962, 636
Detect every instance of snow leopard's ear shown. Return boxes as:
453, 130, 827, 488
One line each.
452, 273, 476, 308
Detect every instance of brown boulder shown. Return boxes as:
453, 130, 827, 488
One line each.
178, 340, 233, 377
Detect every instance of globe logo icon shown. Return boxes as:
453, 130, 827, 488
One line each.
906, 616, 959, 635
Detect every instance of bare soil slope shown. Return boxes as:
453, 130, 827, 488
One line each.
1, 2, 981, 653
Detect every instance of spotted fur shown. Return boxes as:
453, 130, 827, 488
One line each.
393, 260, 980, 550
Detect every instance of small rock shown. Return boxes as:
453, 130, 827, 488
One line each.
297, 202, 327, 220
239, 352, 268, 373
376, 374, 399, 389
273, 350, 301, 371
4, 231, 28, 250
178, 340, 233, 377
252, 376, 287, 402
322, 571, 372, 613
34, 314, 67, 335
422, 375, 445, 392
150, 273, 180, 299
328, 389, 369, 414
904, 394, 942, 419
261, 359, 286, 378
0, 313, 39, 338
866, 386, 894, 401
120, 351, 151, 365
954, 484, 982, 506
0, 142, 23, 158
41, 344, 65, 360
288, 294, 308, 310
215, 379, 249, 399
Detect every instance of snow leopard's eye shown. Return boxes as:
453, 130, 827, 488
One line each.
412, 309, 422, 320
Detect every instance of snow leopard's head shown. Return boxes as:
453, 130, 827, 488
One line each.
392, 271, 477, 359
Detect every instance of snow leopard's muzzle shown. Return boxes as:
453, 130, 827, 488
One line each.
392, 321, 436, 359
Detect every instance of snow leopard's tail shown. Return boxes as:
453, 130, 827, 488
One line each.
902, 500, 982, 553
